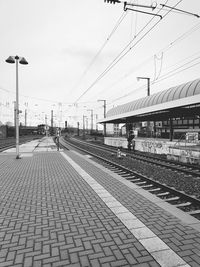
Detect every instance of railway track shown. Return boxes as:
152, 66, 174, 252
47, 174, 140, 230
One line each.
0, 136, 41, 152
67, 137, 200, 177
60, 136, 200, 220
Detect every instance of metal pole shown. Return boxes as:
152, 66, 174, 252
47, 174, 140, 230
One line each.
96, 114, 98, 132
13, 101, 16, 129
51, 110, 53, 128
98, 99, 107, 137
15, 57, 20, 159
91, 110, 93, 134
147, 78, 150, 96
103, 100, 106, 137
25, 109, 27, 127
83, 115, 85, 139
77, 122, 80, 136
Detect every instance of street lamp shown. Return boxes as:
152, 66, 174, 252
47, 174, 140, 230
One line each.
98, 99, 106, 137
137, 77, 150, 96
5, 55, 28, 159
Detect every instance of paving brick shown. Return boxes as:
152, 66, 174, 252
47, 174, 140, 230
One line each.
23, 257, 33, 267
0, 250, 8, 258
191, 254, 200, 264
1, 146, 200, 267
110, 260, 130, 267
14, 254, 24, 265
34, 253, 51, 261
42, 256, 60, 265
69, 252, 79, 264
0, 261, 14, 267
33, 260, 42, 267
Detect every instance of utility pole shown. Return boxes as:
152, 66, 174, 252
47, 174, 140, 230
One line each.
87, 109, 93, 135
77, 122, 80, 136
25, 109, 27, 127
98, 99, 106, 137
137, 77, 151, 137
95, 114, 98, 133
51, 110, 53, 128
83, 115, 86, 139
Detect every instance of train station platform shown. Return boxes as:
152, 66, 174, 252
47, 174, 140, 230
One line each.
0, 137, 200, 267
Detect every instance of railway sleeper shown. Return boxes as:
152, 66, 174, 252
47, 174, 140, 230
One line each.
156, 192, 170, 197
141, 184, 154, 188
175, 202, 191, 208
148, 188, 161, 192
165, 196, 180, 202
187, 209, 200, 215
134, 181, 147, 185
126, 177, 138, 181
121, 174, 135, 178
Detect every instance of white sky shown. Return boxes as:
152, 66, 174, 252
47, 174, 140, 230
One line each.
0, 0, 200, 127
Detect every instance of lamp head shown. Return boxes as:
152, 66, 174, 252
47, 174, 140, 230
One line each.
19, 57, 28, 65
5, 56, 15, 64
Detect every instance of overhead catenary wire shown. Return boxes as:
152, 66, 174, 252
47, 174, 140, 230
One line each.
96, 16, 200, 99
74, 1, 167, 103
74, 0, 186, 103
152, 56, 200, 84
68, 11, 127, 96
109, 54, 200, 104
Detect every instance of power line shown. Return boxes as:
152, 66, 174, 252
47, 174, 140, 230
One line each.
75, 0, 186, 103
108, 54, 200, 104
152, 56, 200, 84
94, 5, 199, 99
68, 11, 127, 96
74, 1, 167, 103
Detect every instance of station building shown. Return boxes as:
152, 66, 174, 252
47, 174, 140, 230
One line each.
98, 78, 200, 164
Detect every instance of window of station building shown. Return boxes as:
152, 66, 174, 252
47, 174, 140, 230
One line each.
183, 119, 188, 124
189, 119, 194, 125
178, 120, 183, 125
194, 118, 199, 124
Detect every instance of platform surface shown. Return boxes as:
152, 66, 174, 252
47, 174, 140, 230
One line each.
0, 137, 200, 267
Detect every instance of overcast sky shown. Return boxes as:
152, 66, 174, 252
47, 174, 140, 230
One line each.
0, 0, 200, 127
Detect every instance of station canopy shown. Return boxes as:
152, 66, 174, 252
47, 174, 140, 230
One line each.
99, 78, 200, 124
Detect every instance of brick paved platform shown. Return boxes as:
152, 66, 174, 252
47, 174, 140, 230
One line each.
0, 137, 200, 267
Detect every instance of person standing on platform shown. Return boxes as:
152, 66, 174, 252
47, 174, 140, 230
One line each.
127, 132, 135, 151
55, 128, 61, 151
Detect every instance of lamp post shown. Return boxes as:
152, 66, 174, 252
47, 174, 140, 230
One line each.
5, 55, 28, 159
98, 99, 106, 137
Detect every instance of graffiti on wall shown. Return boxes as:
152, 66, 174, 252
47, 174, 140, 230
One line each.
140, 140, 170, 154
